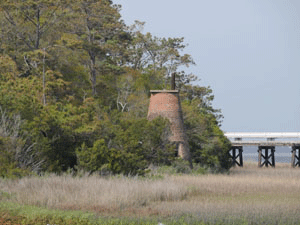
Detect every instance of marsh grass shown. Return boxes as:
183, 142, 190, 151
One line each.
1, 162, 300, 224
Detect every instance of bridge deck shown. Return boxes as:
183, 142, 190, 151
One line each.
225, 132, 300, 139
230, 141, 300, 146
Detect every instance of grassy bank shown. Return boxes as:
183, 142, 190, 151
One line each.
1, 162, 300, 224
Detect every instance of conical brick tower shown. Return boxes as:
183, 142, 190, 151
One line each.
147, 74, 191, 163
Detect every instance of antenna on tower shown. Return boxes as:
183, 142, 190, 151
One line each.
171, 72, 176, 90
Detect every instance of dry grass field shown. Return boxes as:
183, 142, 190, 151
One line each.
1, 162, 300, 224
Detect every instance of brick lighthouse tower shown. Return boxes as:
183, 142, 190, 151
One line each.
147, 74, 191, 163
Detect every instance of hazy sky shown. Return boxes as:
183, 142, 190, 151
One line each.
113, 0, 300, 133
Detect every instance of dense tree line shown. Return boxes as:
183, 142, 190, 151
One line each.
0, 0, 231, 177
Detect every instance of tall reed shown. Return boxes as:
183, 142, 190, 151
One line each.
1, 162, 300, 223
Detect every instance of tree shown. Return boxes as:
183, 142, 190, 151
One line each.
65, 0, 128, 96
0, 0, 232, 175
181, 87, 232, 171
0, 106, 36, 177
127, 24, 195, 89
0, 1, 74, 106
76, 117, 175, 175
1, 0, 67, 67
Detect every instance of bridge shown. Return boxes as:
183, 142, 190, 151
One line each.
224, 132, 300, 168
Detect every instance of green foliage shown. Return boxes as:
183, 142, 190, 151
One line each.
64, 0, 127, 96
181, 89, 232, 172
76, 139, 114, 174
0, 0, 232, 176
76, 117, 175, 175
154, 159, 207, 175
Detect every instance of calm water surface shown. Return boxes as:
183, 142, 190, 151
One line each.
243, 146, 293, 163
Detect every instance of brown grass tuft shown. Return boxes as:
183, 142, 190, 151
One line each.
1, 162, 300, 222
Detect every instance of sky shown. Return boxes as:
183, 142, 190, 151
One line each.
113, 0, 300, 133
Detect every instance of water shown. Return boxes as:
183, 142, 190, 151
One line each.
242, 146, 292, 163
244, 154, 291, 163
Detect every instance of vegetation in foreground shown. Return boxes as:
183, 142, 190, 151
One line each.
1, 162, 300, 224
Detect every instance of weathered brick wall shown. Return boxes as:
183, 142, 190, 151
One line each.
147, 90, 191, 161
